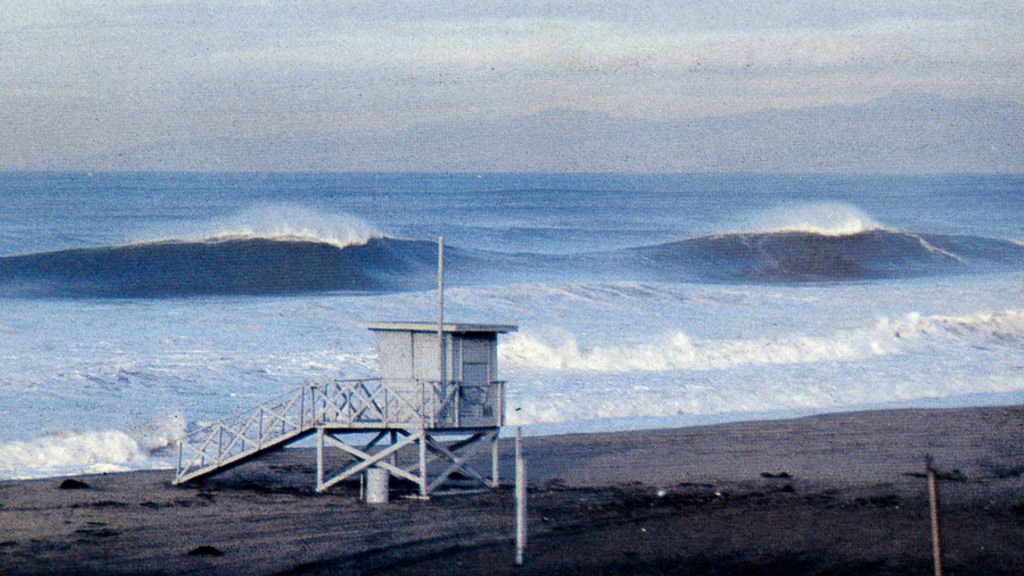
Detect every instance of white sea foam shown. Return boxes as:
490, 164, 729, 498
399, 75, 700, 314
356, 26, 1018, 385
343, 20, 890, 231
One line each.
0, 415, 184, 480
503, 308, 1024, 426
133, 204, 382, 249
502, 309, 1024, 373
730, 202, 883, 236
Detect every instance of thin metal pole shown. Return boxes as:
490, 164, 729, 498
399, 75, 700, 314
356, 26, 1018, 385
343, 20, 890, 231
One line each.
437, 236, 445, 388
515, 426, 526, 566
926, 456, 943, 576
177, 439, 183, 476
491, 432, 500, 488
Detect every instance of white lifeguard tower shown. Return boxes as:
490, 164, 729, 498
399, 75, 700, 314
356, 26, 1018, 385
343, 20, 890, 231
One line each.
173, 322, 516, 497
173, 240, 517, 499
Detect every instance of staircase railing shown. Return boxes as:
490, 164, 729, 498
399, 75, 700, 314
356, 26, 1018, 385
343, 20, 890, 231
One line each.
174, 380, 318, 483
174, 378, 505, 484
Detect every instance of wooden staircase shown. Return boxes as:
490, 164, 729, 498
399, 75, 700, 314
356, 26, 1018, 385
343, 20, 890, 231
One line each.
173, 378, 505, 492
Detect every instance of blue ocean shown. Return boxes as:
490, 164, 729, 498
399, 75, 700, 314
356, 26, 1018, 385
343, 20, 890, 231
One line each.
1, 172, 1022, 479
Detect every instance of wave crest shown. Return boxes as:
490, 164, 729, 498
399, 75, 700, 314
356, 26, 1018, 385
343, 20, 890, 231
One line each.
728, 203, 883, 237
142, 205, 382, 249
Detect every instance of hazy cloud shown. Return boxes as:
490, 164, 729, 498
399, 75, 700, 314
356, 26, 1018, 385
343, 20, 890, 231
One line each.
2, 1, 1022, 169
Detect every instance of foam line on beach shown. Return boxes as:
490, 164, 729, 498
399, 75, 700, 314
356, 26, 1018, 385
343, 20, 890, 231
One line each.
502, 309, 1024, 373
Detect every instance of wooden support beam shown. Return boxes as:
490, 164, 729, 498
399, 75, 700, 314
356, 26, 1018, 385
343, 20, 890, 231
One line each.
317, 431, 421, 492
424, 432, 494, 491
390, 430, 398, 467
446, 432, 487, 453
316, 427, 324, 489
419, 430, 428, 497
324, 432, 419, 482
362, 430, 389, 452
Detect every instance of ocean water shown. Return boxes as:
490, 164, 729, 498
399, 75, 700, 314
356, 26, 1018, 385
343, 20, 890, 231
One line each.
1, 172, 1022, 479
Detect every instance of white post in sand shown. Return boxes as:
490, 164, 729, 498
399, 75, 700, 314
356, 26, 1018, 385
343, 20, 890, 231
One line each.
515, 426, 527, 566
926, 455, 943, 576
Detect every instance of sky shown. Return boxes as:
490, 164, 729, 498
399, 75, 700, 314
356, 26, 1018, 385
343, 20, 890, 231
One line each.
2, 1, 1022, 169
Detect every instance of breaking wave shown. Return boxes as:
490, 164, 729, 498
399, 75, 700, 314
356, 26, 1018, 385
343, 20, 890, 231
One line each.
0, 236, 448, 297
625, 229, 1024, 282
616, 204, 1022, 282
2, 202, 1021, 297
144, 204, 384, 250
502, 309, 1024, 372
0, 416, 184, 480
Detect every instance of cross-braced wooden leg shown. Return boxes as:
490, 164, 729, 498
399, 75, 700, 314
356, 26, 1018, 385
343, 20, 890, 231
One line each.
316, 430, 420, 493
422, 430, 498, 494
418, 430, 428, 498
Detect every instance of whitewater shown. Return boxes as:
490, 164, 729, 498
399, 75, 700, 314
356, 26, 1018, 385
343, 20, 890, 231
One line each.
0, 172, 1022, 479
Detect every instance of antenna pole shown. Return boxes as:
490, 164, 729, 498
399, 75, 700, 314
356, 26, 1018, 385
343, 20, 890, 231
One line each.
437, 237, 445, 386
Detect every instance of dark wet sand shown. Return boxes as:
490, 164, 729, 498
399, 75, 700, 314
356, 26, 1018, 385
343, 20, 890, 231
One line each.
1, 406, 1022, 575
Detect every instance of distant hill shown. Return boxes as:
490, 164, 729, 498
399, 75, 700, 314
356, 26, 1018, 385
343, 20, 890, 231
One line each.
61, 93, 1024, 173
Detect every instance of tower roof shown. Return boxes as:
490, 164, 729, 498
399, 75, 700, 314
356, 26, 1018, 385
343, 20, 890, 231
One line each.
365, 321, 517, 334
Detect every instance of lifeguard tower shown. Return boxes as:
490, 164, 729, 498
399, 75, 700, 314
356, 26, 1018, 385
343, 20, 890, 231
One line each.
173, 240, 517, 499
172, 322, 515, 497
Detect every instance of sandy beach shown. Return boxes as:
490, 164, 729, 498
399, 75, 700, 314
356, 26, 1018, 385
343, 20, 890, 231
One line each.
1, 405, 1022, 575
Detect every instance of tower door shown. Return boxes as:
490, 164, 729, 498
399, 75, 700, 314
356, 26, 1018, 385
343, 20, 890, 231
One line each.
459, 336, 495, 422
